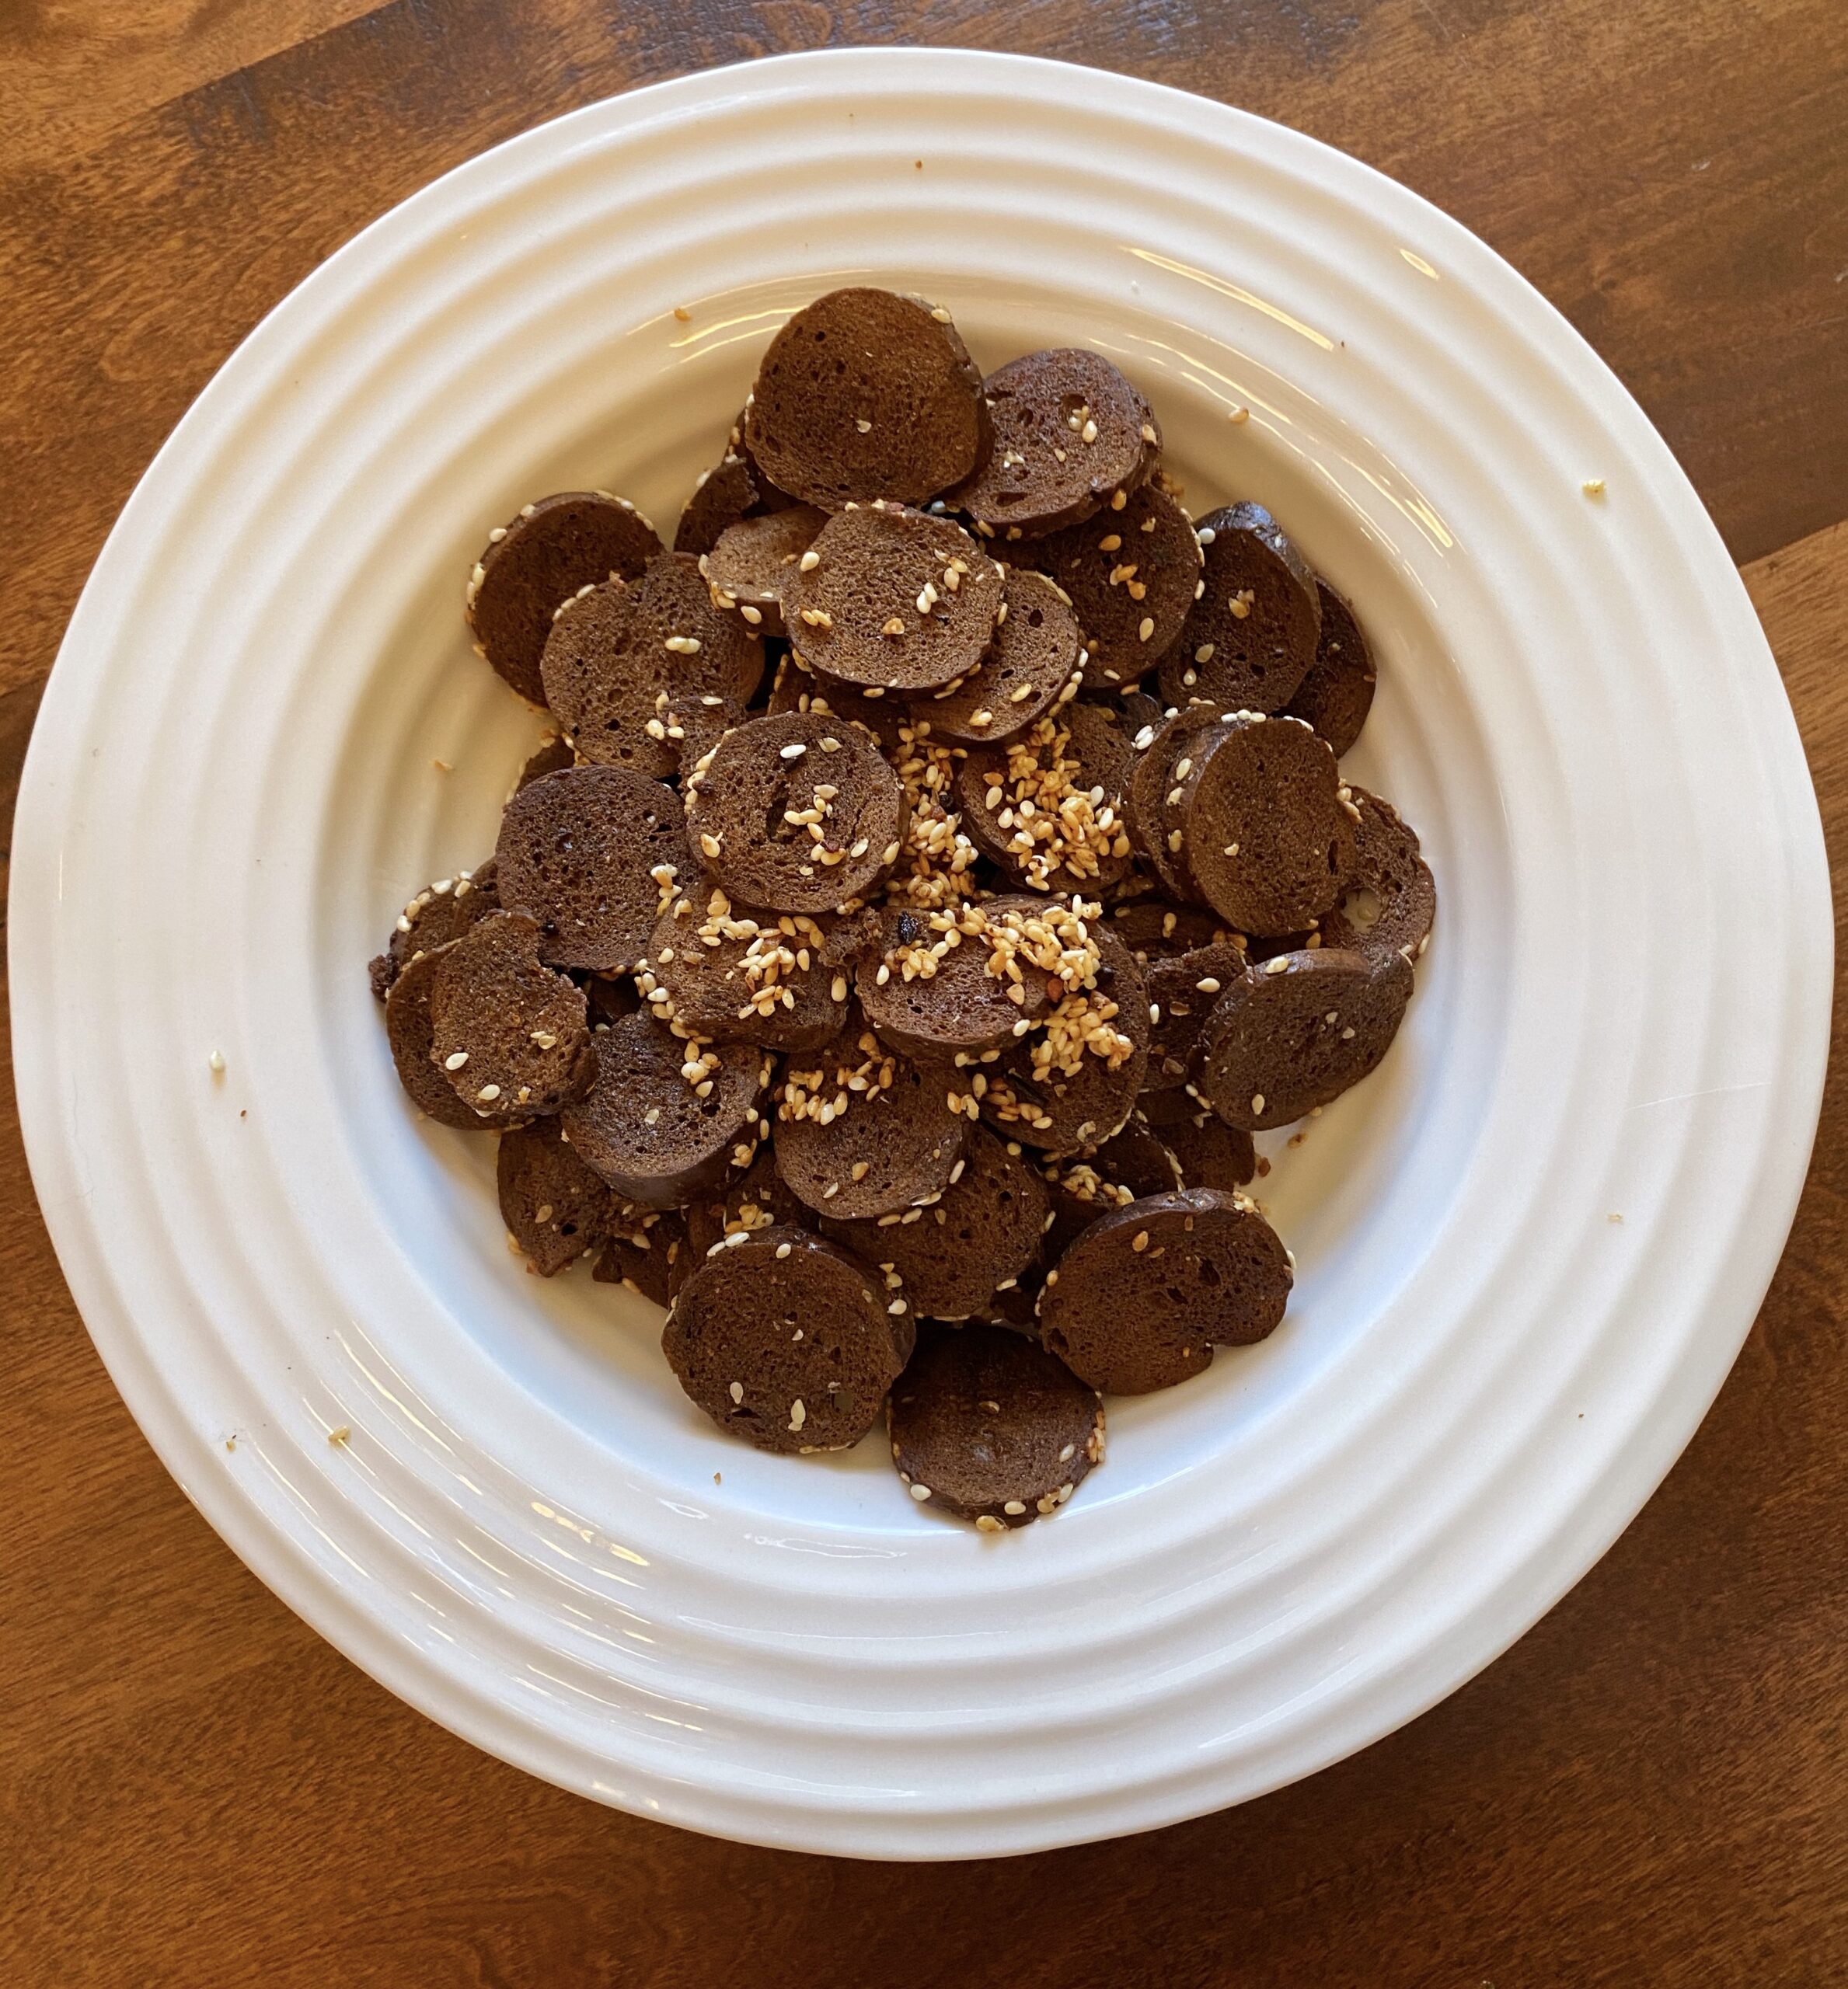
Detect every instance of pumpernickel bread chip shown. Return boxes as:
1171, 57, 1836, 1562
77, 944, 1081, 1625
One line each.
1038, 1188, 1291, 1393
1031, 480, 1201, 688
427, 911, 597, 1124
1144, 941, 1253, 1091
744, 288, 987, 510
497, 1118, 619, 1276
855, 897, 1055, 1063
1195, 944, 1414, 1130
1161, 503, 1320, 713
370, 861, 499, 1001
773, 1020, 968, 1220
1159, 1109, 1257, 1193
561, 1010, 770, 1207
468, 491, 661, 704
683, 710, 904, 914
702, 505, 825, 636
646, 889, 853, 1054
780, 504, 1002, 695
1041, 1114, 1182, 1259
921, 569, 1083, 745
593, 1207, 687, 1307
1124, 703, 1231, 900
664, 1227, 914, 1454
1284, 579, 1376, 754
957, 702, 1135, 897
495, 765, 685, 976
1105, 897, 1235, 967
822, 1124, 1049, 1321
383, 944, 496, 1131
539, 551, 762, 779
949, 348, 1159, 539
1173, 714, 1356, 935
888, 1324, 1104, 1527
1316, 787, 1436, 968
683, 1147, 816, 1260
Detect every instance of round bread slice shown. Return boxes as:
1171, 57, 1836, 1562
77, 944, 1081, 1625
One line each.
664, 1227, 915, 1454
682, 710, 904, 914
497, 1119, 619, 1276
980, 926, 1150, 1151
467, 491, 662, 704
764, 649, 908, 755
1284, 579, 1376, 754
957, 702, 1135, 896
921, 569, 1084, 745
1173, 714, 1356, 935
772, 1020, 968, 1220
1041, 1114, 1182, 1259
1030, 481, 1201, 688
888, 1325, 1104, 1527
821, 1123, 1050, 1322
494, 765, 685, 976
744, 288, 987, 510
1161, 503, 1321, 713
1316, 787, 1436, 968
592, 1207, 688, 1307
511, 734, 575, 799
855, 897, 1054, 1062
1038, 1188, 1292, 1393
949, 349, 1159, 539
539, 552, 763, 779
702, 505, 825, 636
1104, 897, 1236, 967
1159, 1108, 1257, 1193
427, 911, 598, 1125
1195, 945, 1414, 1130
1144, 942, 1252, 1091
560, 1010, 771, 1207
369, 861, 498, 1001
675, 450, 762, 556
683, 1146, 817, 1259
382, 943, 496, 1131
780, 505, 1002, 695
645, 887, 852, 1054
1124, 703, 1230, 900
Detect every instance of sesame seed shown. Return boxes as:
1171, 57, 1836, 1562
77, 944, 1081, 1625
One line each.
975, 1514, 1005, 1532
1166, 829, 1183, 852
1131, 1230, 1149, 1252
730, 1381, 744, 1403
889, 1298, 907, 1315
930, 305, 953, 322
1264, 955, 1290, 974
1081, 418, 1100, 444
1110, 489, 1128, 510
740, 603, 763, 625
820, 736, 842, 752
908, 1483, 933, 1502
1583, 478, 1606, 496
1251, 1092, 1266, 1115
445, 1050, 469, 1071
788, 1399, 807, 1430
775, 1240, 793, 1258
664, 634, 702, 654
327, 1426, 350, 1446
1196, 977, 1222, 993
699, 831, 723, 858
207, 1049, 226, 1075
799, 549, 821, 571
1138, 617, 1155, 642
476, 1084, 500, 1102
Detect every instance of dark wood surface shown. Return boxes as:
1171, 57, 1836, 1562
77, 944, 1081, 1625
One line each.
3, 5, 1845, 1982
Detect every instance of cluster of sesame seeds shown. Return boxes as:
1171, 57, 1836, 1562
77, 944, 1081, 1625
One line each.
886, 720, 982, 908
685, 887, 830, 1024
1047, 1160, 1135, 1210
777, 1030, 897, 1125
978, 716, 1132, 890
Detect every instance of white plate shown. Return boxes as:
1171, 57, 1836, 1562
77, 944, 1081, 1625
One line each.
12, 49, 1829, 1858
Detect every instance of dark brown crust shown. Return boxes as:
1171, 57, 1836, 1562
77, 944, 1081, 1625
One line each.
1284, 580, 1376, 754
1143, 942, 1252, 1092
683, 711, 904, 914
887, 1325, 1104, 1525
744, 289, 987, 511
948, 349, 1159, 539
980, 926, 1151, 1152
1030, 481, 1201, 688
497, 1120, 619, 1276
675, 451, 762, 556
646, 891, 851, 1054
855, 897, 1051, 1062
701, 506, 826, 638
560, 1012, 771, 1208
772, 1020, 968, 1221
780, 505, 1002, 695
494, 765, 686, 976
370, 862, 499, 1002
592, 1208, 687, 1307
821, 1124, 1050, 1321
383, 944, 496, 1131
1195, 946, 1414, 1130
1038, 1188, 1292, 1394
1161, 503, 1321, 713
468, 492, 662, 704
512, 736, 575, 797
1174, 715, 1356, 935
918, 570, 1084, 745
957, 702, 1135, 897
1124, 704, 1231, 900
1316, 787, 1437, 968
663, 1227, 914, 1454
1159, 1109, 1257, 1193
426, 912, 598, 1125
538, 552, 763, 780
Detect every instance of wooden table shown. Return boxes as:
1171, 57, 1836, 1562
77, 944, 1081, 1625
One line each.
4, 5, 1844, 1981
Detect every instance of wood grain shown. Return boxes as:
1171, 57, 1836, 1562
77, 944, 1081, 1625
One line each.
3, 5, 1846, 1984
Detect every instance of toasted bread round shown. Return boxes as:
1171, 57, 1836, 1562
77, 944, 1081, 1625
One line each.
1161, 503, 1321, 713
